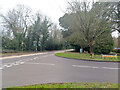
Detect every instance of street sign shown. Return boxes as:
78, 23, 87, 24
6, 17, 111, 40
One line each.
65, 41, 68, 46
65, 41, 68, 49
33, 41, 37, 46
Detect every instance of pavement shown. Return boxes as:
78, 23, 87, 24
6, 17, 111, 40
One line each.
0, 50, 119, 88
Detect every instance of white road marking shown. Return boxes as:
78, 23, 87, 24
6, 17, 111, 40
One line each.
12, 63, 19, 65
20, 62, 25, 64
1, 54, 56, 69
0, 67, 2, 70
72, 65, 99, 69
102, 67, 119, 70
25, 62, 55, 66
1, 49, 73, 60
1, 60, 25, 69
3, 65, 8, 67
1, 54, 54, 69
33, 57, 38, 60
72, 65, 120, 70
5, 64, 12, 68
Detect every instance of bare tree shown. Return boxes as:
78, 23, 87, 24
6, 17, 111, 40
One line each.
59, 0, 112, 54
1, 4, 32, 50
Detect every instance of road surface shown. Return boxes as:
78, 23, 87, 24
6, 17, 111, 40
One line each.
0, 50, 119, 88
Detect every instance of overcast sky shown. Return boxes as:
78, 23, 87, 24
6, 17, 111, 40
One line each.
0, 0, 67, 25
0, 0, 118, 37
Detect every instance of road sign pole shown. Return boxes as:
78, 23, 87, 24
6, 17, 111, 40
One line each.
33, 41, 37, 52
21, 41, 24, 52
36, 46, 37, 52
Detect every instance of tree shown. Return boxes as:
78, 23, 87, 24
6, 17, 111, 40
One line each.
45, 24, 64, 50
1, 5, 32, 51
30, 13, 52, 51
112, 1, 120, 48
99, 1, 120, 48
113, 37, 118, 48
93, 32, 114, 54
1, 5, 65, 52
59, 1, 112, 54
39, 17, 51, 51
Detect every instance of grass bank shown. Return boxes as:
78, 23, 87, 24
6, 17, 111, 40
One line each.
7, 82, 119, 89
56, 52, 120, 62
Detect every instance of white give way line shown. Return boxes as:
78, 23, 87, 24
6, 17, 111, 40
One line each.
72, 65, 120, 70
0, 62, 55, 70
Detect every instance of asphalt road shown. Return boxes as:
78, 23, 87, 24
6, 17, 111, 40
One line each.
0, 50, 119, 88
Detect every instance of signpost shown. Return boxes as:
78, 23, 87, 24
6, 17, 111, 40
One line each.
65, 41, 69, 52
33, 41, 37, 51
38, 41, 42, 51
38, 41, 41, 46
65, 41, 68, 49
33, 41, 42, 51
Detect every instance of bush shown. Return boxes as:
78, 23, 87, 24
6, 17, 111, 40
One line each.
45, 38, 63, 51
93, 35, 114, 54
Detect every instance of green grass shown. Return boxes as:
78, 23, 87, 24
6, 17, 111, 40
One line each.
7, 82, 119, 89
56, 52, 120, 62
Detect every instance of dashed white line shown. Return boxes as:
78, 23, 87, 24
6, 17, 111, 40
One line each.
20, 62, 25, 64
3, 65, 8, 67
33, 57, 37, 60
25, 62, 55, 66
12, 63, 19, 65
72, 65, 120, 70
0, 67, 2, 70
102, 67, 119, 70
1, 61, 25, 69
6, 64, 12, 68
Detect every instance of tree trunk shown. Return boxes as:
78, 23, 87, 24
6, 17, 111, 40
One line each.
118, 33, 120, 48
89, 45, 93, 54
89, 44, 94, 57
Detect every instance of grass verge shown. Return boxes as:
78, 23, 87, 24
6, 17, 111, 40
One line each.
7, 82, 119, 89
56, 52, 120, 62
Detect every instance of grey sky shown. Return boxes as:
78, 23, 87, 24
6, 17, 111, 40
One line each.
0, 0, 67, 25
0, 0, 118, 37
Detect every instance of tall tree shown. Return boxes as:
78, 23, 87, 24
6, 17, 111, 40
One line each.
98, 1, 120, 48
59, 1, 113, 54
40, 17, 51, 51
1, 4, 32, 50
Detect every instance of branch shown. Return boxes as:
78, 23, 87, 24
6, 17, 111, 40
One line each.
112, 28, 120, 33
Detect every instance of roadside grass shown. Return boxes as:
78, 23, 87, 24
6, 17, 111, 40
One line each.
7, 82, 119, 89
56, 52, 120, 62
